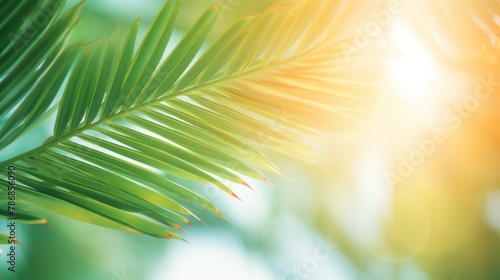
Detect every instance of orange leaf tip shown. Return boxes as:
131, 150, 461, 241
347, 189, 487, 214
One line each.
231, 191, 243, 201
174, 224, 187, 233
215, 209, 228, 222
242, 180, 254, 191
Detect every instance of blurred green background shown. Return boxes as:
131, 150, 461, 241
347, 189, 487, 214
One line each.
2, 1, 500, 280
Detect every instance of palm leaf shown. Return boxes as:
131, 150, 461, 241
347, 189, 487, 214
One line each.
0, 0, 82, 148
0, 0, 380, 239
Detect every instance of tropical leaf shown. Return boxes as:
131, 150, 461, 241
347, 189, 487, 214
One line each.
0, 207, 48, 225
0, 233, 20, 245
0, 0, 82, 148
0, 0, 381, 239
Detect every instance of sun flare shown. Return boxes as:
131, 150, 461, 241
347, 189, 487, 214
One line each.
390, 23, 439, 105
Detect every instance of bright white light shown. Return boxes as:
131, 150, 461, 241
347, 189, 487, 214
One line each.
221, 181, 273, 234
355, 150, 392, 246
153, 233, 275, 280
390, 23, 439, 104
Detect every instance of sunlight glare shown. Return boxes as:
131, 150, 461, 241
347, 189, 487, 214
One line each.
390, 23, 439, 105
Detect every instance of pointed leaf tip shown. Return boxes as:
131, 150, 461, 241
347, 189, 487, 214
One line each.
174, 224, 187, 233
263, 177, 277, 189
241, 180, 254, 191
231, 191, 243, 201
215, 209, 228, 221
197, 218, 208, 226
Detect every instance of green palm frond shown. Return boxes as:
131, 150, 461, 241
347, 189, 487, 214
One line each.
0, 0, 81, 148
0, 0, 380, 239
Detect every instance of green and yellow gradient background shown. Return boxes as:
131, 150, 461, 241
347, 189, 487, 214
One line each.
1, 0, 500, 279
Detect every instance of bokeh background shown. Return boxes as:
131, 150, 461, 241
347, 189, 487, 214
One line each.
1, 0, 500, 279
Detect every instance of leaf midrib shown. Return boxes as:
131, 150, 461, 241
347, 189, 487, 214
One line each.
0, 51, 307, 167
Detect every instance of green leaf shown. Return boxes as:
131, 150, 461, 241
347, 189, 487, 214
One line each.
1, 0, 380, 238
0, 233, 20, 245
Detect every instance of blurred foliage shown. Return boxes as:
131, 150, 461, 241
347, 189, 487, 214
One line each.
68, 0, 282, 42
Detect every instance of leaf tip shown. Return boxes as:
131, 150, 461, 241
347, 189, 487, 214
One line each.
215, 209, 228, 221
174, 224, 187, 233
263, 177, 277, 188
231, 191, 243, 201
241, 180, 254, 191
